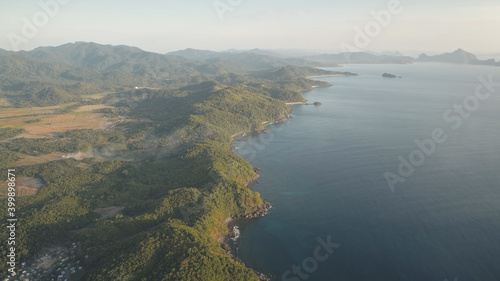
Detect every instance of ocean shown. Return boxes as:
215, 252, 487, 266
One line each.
234, 63, 500, 281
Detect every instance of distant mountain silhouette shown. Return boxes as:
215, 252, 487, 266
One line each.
168, 47, 500, 67
303, 52, 414, 65
417, 48, 497, 66
169, 48, 322, 69
304, 49, 498, 66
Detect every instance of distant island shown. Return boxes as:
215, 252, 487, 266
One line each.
382, 73, 401, 78
304, 102, 322, 106
417, 48, 499, 66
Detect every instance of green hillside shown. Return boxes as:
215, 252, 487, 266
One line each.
0, 42, 353, 280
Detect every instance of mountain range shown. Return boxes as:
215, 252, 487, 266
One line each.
169, 47, 499, 66
0, 42, 497, 107
0, 41, 498, 280
0, 42, 353, 107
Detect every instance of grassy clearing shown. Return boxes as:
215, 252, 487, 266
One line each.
0, 103, 116, 137
0, 176, 44, 199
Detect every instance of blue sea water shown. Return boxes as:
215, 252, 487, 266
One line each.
234, 63, 500, 281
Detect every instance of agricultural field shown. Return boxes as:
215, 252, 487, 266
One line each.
0, 176, 44, 199
25, 111, 112, 136
0, 102, 116, 138
0, 99, 118, 173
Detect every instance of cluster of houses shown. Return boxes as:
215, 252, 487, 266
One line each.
3, 243, 87, 281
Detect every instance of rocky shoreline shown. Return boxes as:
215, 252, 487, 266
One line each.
222, 116, 291, 281
219, 164, 273, 279
220, 198, 273, 280
222, 78, 332, 280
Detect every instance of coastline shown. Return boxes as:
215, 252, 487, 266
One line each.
220, 199, 273, 281
218, 164, 273, 280
223, 83, 326, 280
231, 115, 290, 143
223, 114, 293, 281
286, 73, 348, 105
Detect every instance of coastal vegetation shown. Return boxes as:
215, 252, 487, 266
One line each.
0, 42, 351, 280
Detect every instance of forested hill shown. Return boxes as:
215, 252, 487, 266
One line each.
0, 42, 347, 107
0, 48, 13, 56
0, 79, 293, 280
0, 42, 353, 280
169, 48, 323, 69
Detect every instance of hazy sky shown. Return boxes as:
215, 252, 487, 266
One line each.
1, 0, 499, 56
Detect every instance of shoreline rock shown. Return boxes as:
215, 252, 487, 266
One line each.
232, 115, 290, 144
220, 198, 273, 280
302, 101, 322, 106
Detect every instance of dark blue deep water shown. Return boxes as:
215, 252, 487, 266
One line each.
234, 63, 500, 281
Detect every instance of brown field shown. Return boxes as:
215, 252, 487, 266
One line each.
0, 103, 116, 137
0, 105, 59, 120
25, 112, 111, 135
0, 102, 121, 166
0, 177, 44, 199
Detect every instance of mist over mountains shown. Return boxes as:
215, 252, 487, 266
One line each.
168, 47, 499, 66
0, 42, 497, 108
0, 42, 350, 107
0, 42, 497, 83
